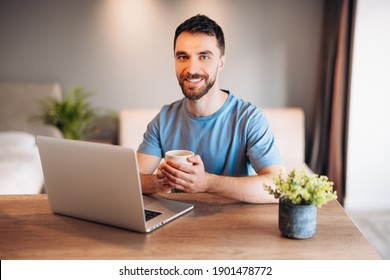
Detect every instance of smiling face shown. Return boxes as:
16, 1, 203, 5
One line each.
174, 32, 225, 101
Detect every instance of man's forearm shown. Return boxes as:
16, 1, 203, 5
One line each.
142, 171, 278, 203
140, 173, 157, 193
206, 173, 279, 203
140, 172, 174, 194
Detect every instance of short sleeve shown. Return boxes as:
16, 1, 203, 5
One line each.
246, 108, 283, 172
137, 114, 164, 158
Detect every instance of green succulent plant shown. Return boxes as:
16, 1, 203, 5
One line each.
31, 86, 100, 140
264, 168, 337, 208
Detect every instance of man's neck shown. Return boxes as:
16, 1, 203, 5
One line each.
186, 89, 228, 117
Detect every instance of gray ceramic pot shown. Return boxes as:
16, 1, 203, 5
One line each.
279, 198, 317, 239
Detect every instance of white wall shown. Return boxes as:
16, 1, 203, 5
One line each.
0, 0, 324, 135
345, 0, 390, 210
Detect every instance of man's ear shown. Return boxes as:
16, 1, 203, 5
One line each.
218, 55, 226, 71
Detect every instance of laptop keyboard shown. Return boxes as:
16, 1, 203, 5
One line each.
144, 209, 163, 221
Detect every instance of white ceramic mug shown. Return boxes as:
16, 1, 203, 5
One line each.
165, 150, 194, 165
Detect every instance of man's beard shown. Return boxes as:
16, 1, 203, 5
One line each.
178, 73, 217, 101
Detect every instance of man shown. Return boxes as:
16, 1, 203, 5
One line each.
137, 14, 285, 203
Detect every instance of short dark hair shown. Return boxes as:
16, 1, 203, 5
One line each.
174, 14, 225, 56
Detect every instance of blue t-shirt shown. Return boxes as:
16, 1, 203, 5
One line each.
138, 92, 283, 176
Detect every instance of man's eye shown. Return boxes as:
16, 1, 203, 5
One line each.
177, 56, 188, 61
200, 55, 209, 60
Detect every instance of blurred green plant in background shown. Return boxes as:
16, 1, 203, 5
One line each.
31, 86, 116, 140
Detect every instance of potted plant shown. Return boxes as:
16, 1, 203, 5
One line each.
264, 168, 337, 239
31, 86, 111, 140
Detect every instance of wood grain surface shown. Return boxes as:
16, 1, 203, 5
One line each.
0, 194, 382, 260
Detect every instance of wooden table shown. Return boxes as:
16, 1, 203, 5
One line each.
0, 193, 381, 260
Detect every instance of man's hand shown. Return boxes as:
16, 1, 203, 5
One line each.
156, 152, 286, 203
137, 152, 175, 194
154, 168, 175, 192
159, 155, 210, 193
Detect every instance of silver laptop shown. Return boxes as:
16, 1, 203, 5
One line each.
36, 136, 193, 233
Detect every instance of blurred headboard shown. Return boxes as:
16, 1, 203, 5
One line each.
0, 82, 63, 137
263, 108, 305, 165
119, 109, 160, 150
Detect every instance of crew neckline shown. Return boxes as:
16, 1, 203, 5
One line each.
184, 90, 232, 121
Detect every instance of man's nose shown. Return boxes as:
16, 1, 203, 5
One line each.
185, 58, 200, 74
